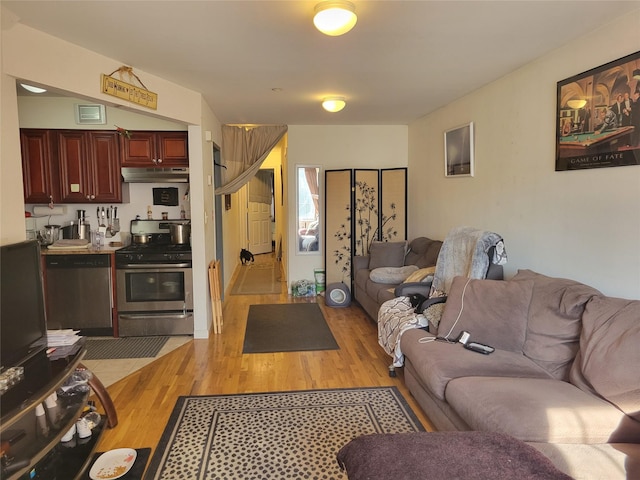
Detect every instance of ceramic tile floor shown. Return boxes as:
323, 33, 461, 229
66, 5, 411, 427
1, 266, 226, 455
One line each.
81, 336, 192, 388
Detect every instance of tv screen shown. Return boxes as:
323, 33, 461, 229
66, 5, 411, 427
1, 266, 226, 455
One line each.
1, 240, 48, 371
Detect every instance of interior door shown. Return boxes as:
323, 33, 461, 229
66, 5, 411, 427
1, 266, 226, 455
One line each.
248, 169, 273, 255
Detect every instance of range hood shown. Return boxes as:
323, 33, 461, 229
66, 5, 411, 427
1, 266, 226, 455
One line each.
121, 167, 189, 183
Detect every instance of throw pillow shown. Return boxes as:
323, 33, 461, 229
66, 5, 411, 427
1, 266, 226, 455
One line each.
437, 276, 534, 352
570, 295, 640, 421
368, 241, 407, 270
512, 269, 600, 380
370, 265, 418, 285
402, 266, 436, 284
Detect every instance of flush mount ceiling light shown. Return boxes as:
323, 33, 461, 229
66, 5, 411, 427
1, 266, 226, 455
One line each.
20, 83, 47, 94
313, 0, 357, 36
633, 69, 640, 80
567, 99, 587, 109
322, 96, 346, 112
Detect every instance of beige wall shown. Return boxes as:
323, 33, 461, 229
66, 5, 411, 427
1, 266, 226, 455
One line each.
408, 10, 640, 299
286, 125, 408, 290
1, 20, 222, 338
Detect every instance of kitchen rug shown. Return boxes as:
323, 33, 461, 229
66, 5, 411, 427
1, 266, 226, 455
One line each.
144, 387, 425, 480
243, 303, 339, 353
84, 336, 170, 360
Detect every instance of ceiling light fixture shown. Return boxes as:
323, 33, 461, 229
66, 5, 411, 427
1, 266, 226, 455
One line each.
567, 99, 587, 109
313, 0, 357, 36
633, 69, 640, 80
20, 83, 47, 94
322, 96, 346, 112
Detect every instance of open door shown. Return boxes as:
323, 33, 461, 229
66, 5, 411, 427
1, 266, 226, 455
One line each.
248, 169, 274, 254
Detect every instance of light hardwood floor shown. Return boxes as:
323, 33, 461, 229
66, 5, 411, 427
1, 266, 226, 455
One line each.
94, 260, 434, 455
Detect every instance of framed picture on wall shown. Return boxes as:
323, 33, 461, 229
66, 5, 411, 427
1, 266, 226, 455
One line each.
444, 122, 474, 177
555, 50, 640, 171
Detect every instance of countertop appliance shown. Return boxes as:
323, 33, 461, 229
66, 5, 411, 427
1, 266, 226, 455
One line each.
115, 219, 193, 336
44, 254, 113, 335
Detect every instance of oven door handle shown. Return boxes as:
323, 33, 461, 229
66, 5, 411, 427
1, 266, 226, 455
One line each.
118, 263, 192, 269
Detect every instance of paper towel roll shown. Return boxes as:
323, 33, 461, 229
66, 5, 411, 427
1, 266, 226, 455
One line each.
33, 205, 67, 216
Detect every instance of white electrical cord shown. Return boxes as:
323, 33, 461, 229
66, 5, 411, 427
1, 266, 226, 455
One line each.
418, 277, 472, 344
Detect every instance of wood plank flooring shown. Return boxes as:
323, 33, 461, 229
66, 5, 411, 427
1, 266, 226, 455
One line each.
94, 263, 434, 455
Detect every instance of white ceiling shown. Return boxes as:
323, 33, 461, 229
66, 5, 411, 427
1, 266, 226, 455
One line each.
4, 0, 640, 125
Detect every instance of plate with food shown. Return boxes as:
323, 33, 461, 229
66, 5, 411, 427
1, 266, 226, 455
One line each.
89, 448, 137, 480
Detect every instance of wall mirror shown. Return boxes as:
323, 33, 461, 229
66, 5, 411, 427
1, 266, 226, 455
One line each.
296, 165, 321, 255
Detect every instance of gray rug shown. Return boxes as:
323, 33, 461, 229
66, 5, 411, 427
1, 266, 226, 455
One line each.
144, 387, 425, 480
84, 336, 169, 360
243, 303, 339, 353
231, 261, 282, 295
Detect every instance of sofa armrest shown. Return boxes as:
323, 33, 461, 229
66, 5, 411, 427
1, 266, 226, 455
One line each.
352, 255, 370, 273
394, 281, 433, 298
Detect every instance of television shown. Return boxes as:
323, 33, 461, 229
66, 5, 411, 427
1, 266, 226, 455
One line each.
1, 240, 49, 372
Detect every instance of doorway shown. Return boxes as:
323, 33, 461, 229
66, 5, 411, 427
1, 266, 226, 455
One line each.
247, 169, 275, 255
213, 143, 224, 294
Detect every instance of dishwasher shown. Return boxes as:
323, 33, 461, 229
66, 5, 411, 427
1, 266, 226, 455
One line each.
45, 254, 113, 335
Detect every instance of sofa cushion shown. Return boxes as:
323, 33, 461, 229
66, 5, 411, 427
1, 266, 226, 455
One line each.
368, 241, 407, 269
436, 276, 533, 352
570, 295, 640, 421
369, 265, 418, 284
404, 237, 442, 268
446, 376, 637, 443
402, 266, 436, 283
512, 269, 600, 380
400, 328, 551, 401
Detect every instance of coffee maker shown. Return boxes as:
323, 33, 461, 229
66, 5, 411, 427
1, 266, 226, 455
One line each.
62, 210, 89, 239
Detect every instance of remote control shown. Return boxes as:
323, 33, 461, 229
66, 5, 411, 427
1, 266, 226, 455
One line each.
464, 342, 495, 354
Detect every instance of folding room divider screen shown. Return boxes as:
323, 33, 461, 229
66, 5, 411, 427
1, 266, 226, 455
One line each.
324, 168, 407, 288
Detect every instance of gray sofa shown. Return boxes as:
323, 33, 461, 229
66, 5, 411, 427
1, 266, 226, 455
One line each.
399, 269, 640, 479
352, 237, 442, 320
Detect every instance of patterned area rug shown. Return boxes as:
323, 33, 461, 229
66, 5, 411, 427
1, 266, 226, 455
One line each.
145, 387, 425, 480
84, 336, 169, 360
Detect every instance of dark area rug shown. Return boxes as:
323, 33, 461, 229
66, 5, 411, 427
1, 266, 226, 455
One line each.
243, 303, 338, 353
144, 387, 425, 480
84, 336, 169, 360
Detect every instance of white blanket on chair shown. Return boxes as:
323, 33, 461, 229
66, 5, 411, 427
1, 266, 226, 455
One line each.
378, 296, 429, 367
430, 226, 507, 297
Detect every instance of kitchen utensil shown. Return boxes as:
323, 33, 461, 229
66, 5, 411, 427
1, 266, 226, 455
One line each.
169, 223, 191, 244
132, 233, 152, 244
108, 218, 120, 237
39, 225, 61, 246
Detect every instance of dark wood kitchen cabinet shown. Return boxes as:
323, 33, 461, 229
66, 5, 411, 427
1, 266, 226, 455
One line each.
120, 131, 189, 167
21, 129, 61, 204
57, 130, 122, 203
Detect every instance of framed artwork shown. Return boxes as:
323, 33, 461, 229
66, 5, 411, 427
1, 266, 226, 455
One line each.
444, 122, 474, 177
556, 50, 640, 171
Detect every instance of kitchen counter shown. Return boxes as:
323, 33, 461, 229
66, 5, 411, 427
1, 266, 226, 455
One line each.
41, 244, 124, 255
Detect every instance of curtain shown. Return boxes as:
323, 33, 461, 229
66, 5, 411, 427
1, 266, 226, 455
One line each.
249, 170, 273, 205
215, 124, 287, 195
304, 167, 319, 216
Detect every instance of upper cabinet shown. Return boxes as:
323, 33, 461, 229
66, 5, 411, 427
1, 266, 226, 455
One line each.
57, 130, 122, 203
120, 131, 188, 167
21, 129, 123, 204
21, 129, 60, 204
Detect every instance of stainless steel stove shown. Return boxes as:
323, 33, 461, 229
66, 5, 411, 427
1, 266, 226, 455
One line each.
115, 220, 193, 337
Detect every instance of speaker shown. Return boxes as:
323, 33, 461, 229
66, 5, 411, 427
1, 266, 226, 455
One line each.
325, 282, 351, 308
